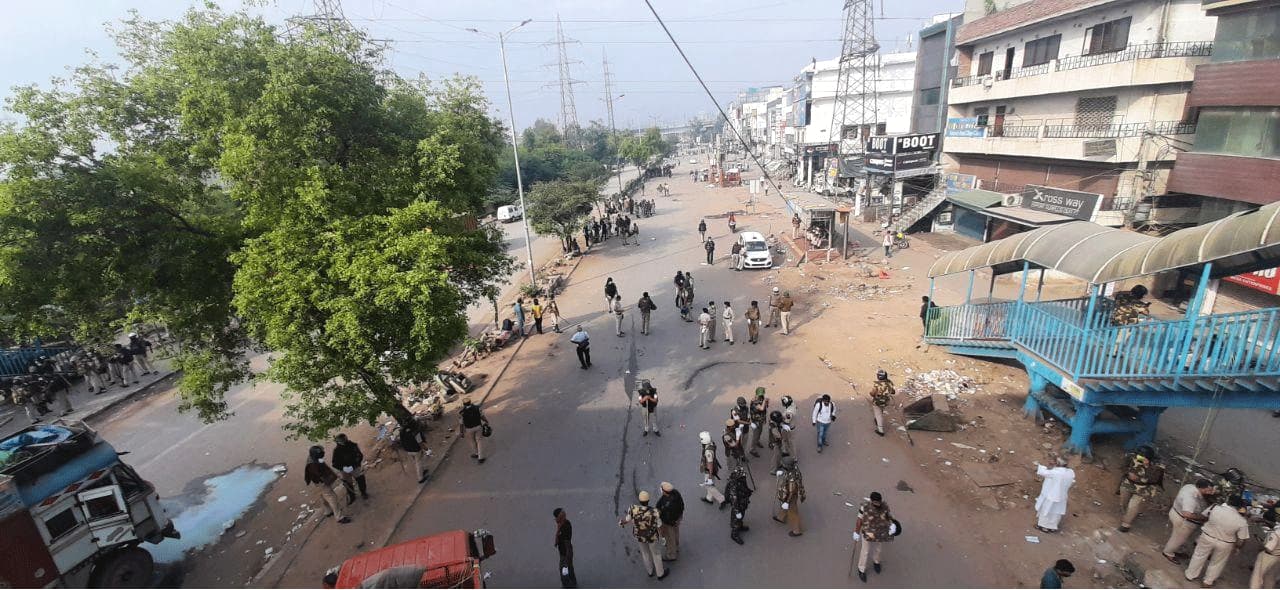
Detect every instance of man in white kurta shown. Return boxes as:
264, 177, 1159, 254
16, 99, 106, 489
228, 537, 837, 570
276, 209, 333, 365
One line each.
1034, 458, 1076, 532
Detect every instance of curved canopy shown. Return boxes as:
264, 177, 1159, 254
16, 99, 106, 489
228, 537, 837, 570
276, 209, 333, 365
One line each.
928, 201, 1280, 284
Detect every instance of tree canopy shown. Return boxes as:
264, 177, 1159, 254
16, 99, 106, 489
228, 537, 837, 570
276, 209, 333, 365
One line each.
617, 127, 673, 170
526, 180, 600, 251
0, 7, 513, 439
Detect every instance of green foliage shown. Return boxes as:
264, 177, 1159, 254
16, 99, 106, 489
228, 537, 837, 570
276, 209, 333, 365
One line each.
0, 6, 513, 440
617, 126, 672, 170
494, 118, 616, 205
526, 180, 600, 250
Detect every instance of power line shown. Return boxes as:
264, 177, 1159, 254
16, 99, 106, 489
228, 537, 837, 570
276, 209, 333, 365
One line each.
387, 38, 847, 45
346, 16, 938, 23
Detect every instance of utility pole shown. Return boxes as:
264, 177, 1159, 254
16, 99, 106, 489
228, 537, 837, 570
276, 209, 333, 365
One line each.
602, 49, 625, 194
829, 0, 880, 218
554, 15, 581, 144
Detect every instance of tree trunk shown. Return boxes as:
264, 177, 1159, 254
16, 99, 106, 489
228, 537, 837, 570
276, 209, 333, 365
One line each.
357, 368, 414, 428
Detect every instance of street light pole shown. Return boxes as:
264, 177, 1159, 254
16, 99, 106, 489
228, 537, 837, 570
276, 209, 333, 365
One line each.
495, 21, 537, 289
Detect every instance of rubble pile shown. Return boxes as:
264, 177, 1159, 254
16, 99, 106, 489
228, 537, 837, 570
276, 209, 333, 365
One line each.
796, 281, 909, 301
900, 369, 979, 401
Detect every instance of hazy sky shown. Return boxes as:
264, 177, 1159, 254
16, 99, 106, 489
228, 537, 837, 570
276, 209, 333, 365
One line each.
1, 0, 961, 131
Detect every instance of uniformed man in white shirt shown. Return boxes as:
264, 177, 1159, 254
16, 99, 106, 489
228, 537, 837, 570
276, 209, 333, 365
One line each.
1251, 508, 1280, 589
1162, 479, 1215, 564
722, 301, 735, 345
1185, 496, 1250, 587
698, 308, 712, 349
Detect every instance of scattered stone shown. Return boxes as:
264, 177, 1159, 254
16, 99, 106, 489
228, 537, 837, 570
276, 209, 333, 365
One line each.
277, 496, 288, 503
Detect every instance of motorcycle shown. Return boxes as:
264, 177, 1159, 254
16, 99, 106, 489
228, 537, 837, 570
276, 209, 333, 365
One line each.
728, 214, 738, 233
434, 370, 474, 396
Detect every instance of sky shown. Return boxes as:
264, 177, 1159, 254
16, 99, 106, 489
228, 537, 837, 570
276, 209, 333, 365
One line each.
0, 0, 962, 131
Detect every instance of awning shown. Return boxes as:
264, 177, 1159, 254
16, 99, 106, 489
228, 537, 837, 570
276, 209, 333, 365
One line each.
928, 200, 1280, 283
981, 206, 1077, 227
947, 189, 1005, 211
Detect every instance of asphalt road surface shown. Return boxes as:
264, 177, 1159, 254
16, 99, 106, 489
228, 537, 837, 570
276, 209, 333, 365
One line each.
384, 171, 1006, 588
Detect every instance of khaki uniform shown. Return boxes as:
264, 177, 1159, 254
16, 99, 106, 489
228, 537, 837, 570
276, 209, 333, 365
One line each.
774, 469, 805, 535
745, 306, 761, 343
1251, 527, 1280, 589
869, 379, 895, 434
700, 442, 725, 504
1185, 505, 1249, 585
857, 501, 895, 573
777, 296, 794, 334
767, 294, 781, 327
1164, 484, 1209, 557
748, 398, 769, 451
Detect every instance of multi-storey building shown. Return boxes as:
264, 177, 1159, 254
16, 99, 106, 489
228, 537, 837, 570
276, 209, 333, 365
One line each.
940, 0, 1215, 239
913, 14, 965, 136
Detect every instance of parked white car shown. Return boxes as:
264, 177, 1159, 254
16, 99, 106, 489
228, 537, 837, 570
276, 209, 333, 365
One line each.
496, 205, 522, 223
737, 231, 772, 269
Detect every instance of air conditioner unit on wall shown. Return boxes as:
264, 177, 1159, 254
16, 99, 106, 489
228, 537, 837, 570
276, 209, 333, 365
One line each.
1003, 194, 1023, 207
982, 75, 994, 88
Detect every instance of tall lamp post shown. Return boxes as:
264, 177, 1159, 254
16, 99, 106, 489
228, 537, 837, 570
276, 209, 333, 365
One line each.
602, 93, 626, 193
469, 20, 536, 288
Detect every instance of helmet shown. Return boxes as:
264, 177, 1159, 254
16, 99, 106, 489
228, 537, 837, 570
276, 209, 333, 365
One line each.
781, 395, 793, 407
769, 410, 783, 424
1223, 467, 1246, 484
772, 287, 780, 293
699, 431, 711, 445
755, 387, 766, 398
736, 396, 747, 407
876, 369, 888, 380
308, 445, 325, 460
128, 332, 137, 338
781, 457, 797, 470
1135, 445, 1157, 461
730, 466, 748, 480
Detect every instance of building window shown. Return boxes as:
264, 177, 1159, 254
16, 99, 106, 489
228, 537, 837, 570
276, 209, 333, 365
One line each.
1076, 96, 1118, 128
1213, 9, 1280, 63
1194, 107, 1280, 159
1084, 17, 1131, 55
973, 106, 989, 127
976, 51, 994, 76
1022, 35, 1061, 67
919, 87, 941, 106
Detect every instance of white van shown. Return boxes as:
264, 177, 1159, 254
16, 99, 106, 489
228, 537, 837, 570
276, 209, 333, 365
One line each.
496, 205, 522, 223
737, 231, 772, 269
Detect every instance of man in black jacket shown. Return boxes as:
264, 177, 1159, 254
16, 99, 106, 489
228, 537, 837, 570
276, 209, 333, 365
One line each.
332, 433, 369, 503
656, 482, 685, 561
553, 507, 577, 588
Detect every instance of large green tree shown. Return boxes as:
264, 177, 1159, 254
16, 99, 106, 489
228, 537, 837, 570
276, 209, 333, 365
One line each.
526, 180, 599, 252
617, 126, 672, 171
0, 7, 513, 439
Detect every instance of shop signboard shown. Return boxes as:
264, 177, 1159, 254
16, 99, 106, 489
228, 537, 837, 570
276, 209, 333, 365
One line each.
865, 133, 939, 155
1021, 185, 1100, 221
946, 117, 986, 138
943, 172, 979, 193
1225, 267, 1280, 296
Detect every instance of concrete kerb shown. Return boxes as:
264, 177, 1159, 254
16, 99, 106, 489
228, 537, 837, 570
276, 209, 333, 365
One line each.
81, 371, 178, 423
257, 250, 589, 587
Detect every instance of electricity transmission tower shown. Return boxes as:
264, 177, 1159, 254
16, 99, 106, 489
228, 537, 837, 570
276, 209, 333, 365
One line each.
602, 48, 617, 132
552, 15, 582, 141
829, 0, 880, 153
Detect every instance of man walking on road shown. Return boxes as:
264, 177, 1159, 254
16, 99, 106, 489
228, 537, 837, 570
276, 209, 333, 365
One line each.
570, 326, 591, 369
869, 370, 895, 437
1033, 457, 1076, 533
547, 297, 562, 333
638, 292, 657, 335
778, 291, 795, 334
638, 379, 660, 437
611, 295, 626, 337
704, 237, 716, 265
882, 230, 894, 258
553, 508, 577, 588
812, 394, 836, 453
767, 287, 781, 328
1118, 445, 1164, 532
676, 289, 692, 322
305, 446, 351, 524
673, 271, 686, 305
657, 482, 685, 562
730, 241, 743, 271
746, 301, 761, 344
698, 219, 707, 242
332, 433, 369, 503
792, 213, 802, 239
399, 418, 431, 483
722, 301, 735, 345
513, 298, 526, 339
531, 298, 545, 335
458, 399, 489, 464
767, 410, 792, 473
773, 457, 805, 537
726, 466, 753, 545
698, 431, 727, 506
604, 278, 618, 313
723, 419, 747, 469
619, 491, 668, 580
854, 491, 895, 582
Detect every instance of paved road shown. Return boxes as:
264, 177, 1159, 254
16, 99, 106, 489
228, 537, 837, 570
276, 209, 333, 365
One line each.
384, 168, 1005, 587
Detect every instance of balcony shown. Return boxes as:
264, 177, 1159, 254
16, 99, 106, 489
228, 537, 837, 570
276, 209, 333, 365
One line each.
950, 41, 1211, 104
943, 119, 1194, 162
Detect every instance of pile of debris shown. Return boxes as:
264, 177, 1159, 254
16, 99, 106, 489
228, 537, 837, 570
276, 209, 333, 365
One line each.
900, 369, 979, 401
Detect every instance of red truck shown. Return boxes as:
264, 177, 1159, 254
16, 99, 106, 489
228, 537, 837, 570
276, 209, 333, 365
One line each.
324, 529, 496, 589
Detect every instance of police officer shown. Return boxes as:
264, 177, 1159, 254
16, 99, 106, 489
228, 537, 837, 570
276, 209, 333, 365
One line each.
854, 491, 895, 581
869, 370, 896, 437
773, 457, 805, 537
729, 398, 751, 449
748, 388, 769, 456
766, 410, 792, 474
618, 491, 668, 580
638, 379, 660, 437
698, 431, 727, 507
704, 237, 716, 265
304, 446, 351, 525
1118, 445, 1165, 532
723, 419, 747, 469
726, 466, 753, 545
332, 433, 369, 503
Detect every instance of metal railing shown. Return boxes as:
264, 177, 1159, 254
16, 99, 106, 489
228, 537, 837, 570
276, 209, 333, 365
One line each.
1042, 120, 1195, 139
998, 124, 1041, 138
925, 301, 1016, 341
951, 41, 1213, 88
1056, 41, 1213, 72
